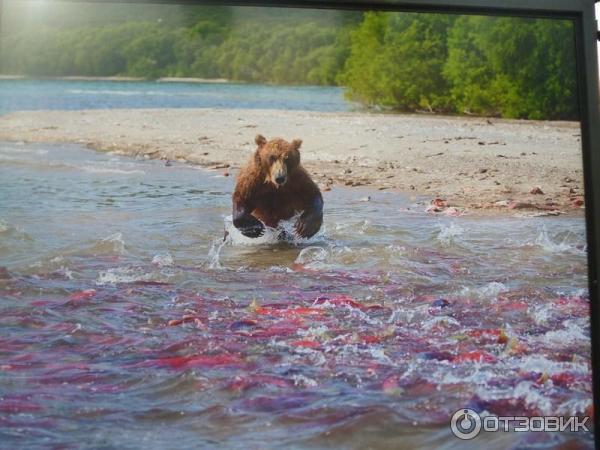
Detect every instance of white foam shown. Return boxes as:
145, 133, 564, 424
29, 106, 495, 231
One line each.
291, 374, 318, 388
541, 320, 589, 345
358, 220, 371, 235
435, 365, 496, 386
333, 344, 392, 365
572, 288, 589, 297
368, 347, 393, 364
330, 304, 382, 326
81, 166, 145, 176
528, 304, 553, 326
385, 244, 407, 255
556, 398, 593, 416
96, 266, 153, 285
0, 220, 28, 237
68, 89, 148, 96
468, 379, 554, 416
516, 355, 589, 376
152, 252, 174, 268
297, 325, 330, 339
459, 282, 507, 299
512, 381, 554, 415
387, 308, 417, 324
421, 316, 461, 331
479, 281, 508, 297
267, 266, 293, 273
61, 267, 74, 280
0, 146, 47, 156
333, 219, 370, 234
223, 214, 317, 246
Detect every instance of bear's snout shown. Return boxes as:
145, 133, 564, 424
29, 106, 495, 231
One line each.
269, 160, 288, 188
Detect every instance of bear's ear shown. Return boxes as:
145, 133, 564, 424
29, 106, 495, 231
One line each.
291, 139, 302, 151
255, 134, 267, 147
254, 147, 262, 167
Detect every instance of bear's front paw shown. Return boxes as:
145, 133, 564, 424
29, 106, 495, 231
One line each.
295, 212, 322, 239
240, 223, 265, 238
233, 215, 265, 238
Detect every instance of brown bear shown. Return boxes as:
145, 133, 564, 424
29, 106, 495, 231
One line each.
232, 134, 323, 239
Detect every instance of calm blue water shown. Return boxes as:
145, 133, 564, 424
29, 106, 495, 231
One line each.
0, 79, 353, 115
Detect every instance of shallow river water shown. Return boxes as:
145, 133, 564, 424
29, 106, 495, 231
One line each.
0, 141, 593, 449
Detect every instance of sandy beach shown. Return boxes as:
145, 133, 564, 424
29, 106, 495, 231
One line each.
0, 108, 584, 215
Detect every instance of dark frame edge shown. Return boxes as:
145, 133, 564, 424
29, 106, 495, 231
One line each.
52, 0, 586, 19
577, 5, 600, 441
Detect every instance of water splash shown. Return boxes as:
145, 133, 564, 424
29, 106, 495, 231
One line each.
223, 215, 290, 246
100, 232, 126, 254
295, 246, 329, 268
534, 225, 578, 253
436, 222, 464, 247
207, 237, 227, 270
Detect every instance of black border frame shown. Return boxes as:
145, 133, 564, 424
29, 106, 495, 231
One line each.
3, 0, 599, 443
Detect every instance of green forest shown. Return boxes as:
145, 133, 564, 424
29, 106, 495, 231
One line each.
0, 3, 578, 120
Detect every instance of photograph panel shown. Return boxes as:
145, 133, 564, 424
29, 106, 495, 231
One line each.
0, 2, 594, 448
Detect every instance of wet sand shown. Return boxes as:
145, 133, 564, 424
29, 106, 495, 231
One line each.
0, 108, 584, 216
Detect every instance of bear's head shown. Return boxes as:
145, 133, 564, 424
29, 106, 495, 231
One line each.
254, 134, 302, 188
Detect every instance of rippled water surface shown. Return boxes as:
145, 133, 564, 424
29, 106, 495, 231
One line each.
0, 142, 592, 449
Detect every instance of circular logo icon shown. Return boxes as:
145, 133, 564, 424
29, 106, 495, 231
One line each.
450, 408, 482, 440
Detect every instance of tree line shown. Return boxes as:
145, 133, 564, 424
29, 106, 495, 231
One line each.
340, 13, 577, 120
0, 6, 578, 120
